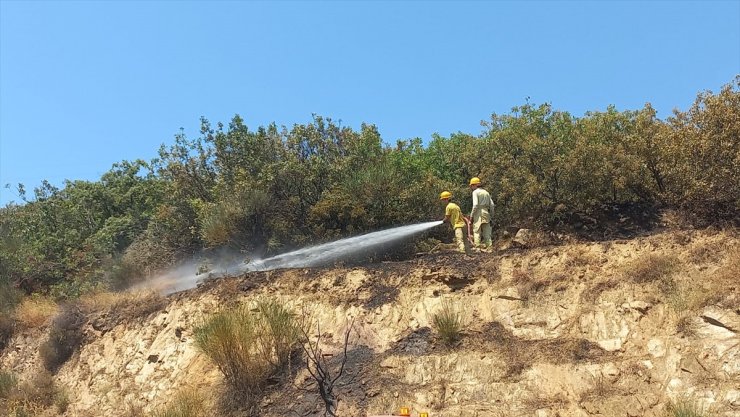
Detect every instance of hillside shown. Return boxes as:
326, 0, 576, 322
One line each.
1, 228, 739, 417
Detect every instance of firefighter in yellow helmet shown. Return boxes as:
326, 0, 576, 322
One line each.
469, 177, 493, 249
440, 191, 467, 253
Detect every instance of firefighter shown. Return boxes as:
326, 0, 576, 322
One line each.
469, 177, 493, 249
440, 191, 467, 253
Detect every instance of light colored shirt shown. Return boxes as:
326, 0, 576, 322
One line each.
471, 188, 493, 217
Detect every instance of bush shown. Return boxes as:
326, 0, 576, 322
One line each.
661, 77, 740, 223
256, 299, 303, 368
106, 257, 146, 290
40, 305, 86, 373
431, 300, 464, 346
0, 283, 22, 313
193, 300, 301, 408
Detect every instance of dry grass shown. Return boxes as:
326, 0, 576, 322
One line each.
658, 275, 711, 312
79, 289, 166, 319
3, 370, 61, 415
366, 391, 413, 415
54, 387, 70, 414
710, 247, 740, 309
0, 314, 15, 352
675, 315, 698, 337
0, 371, 17, 399
579, 374, 622, 402
522, 392, 568, 413
14, 296, 58, 328
565, 246, 599, 269
512, 268, 563, 303
665, 398, 712, 417
688, 241, 725, 265
150, 388, 208, 417
623, 253, 680, 284
121, 400, 146, 417
580, 278, 619, 303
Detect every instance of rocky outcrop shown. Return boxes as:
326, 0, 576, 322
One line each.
2, 230, 738, 417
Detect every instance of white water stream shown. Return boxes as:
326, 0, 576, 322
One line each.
147, 221, 442, 294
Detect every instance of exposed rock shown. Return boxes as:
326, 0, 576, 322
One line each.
647, 338, 666, 357
2, 230, 739, 416
512, 228, 534, 247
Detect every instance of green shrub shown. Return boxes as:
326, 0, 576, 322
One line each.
661, 77, 740, 223
0, 283, 22, 313
40, 305, 85, 373
431, 301, 464, 346
194, 300, 301, 407
256, 299, 302, 368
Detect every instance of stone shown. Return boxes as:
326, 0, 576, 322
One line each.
512, 228, 533, 247
602, 362, 620, 379
597, 338, 623, 352
647, 338, 665, 357
726, 389, 740, 406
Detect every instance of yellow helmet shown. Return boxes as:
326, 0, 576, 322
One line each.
469, 177, 481, 186
439, 191, 452, 200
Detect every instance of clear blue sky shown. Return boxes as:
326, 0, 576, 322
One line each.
1, 1, 739, 205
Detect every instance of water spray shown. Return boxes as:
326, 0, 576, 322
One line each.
146, 221, 442, 294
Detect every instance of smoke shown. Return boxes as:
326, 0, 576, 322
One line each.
139, 221, 442, 295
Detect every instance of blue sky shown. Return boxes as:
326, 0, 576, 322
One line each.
1, 1, 739, 205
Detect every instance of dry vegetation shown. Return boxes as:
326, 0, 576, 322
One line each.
623, 253, 680, 284
13, 296, 58, 328
665, 398, 713, 417
511, 268, 565, 304
40, 304, 86, 374
0, 369, 67, 417
150, 388, 208, 417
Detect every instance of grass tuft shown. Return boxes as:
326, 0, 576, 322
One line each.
431, 300, 464, 346
150, 388, 207, 417
14, 296, 58, 328
665, 398, 711, 417
624, 253, 679, 284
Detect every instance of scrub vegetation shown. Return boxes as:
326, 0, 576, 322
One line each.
0, 77, 737, 304
193, 299, 302, 411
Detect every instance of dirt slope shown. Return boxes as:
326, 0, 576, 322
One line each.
2, 229, 739, 417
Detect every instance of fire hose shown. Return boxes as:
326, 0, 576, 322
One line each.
463, 216, 475, 245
